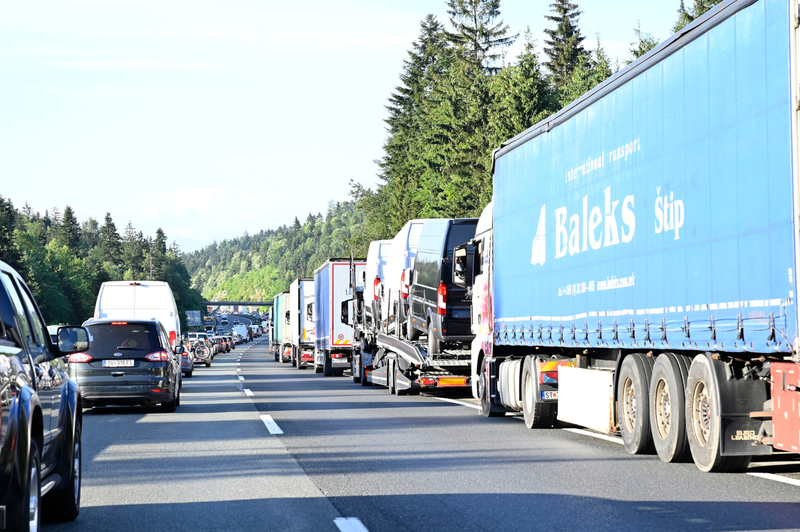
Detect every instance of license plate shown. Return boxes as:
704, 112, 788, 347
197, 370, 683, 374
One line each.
542, 390, 558, 400
102, 359, 134, 368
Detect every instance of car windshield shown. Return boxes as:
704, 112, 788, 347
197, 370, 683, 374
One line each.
86, 323, 160, 358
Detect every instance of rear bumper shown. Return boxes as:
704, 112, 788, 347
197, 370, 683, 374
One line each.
80, 385, 174, 406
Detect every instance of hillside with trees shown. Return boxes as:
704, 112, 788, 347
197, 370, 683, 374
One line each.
0, 197, 203, 327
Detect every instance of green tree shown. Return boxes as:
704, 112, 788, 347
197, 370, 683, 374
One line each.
673, 0, 722, 32
445, 0, 516, 71
97, 213, 122, 266
58, 205, 81, 255
627, 22, 659, 64
0, 195, 24, 272
543, 0, 587, 87
79, 217, 100, 257
558, 37, 614, 107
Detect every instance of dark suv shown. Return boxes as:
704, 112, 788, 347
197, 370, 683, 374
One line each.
72, 319, 181, 412
0, 259, 89, 530
406, 218, 478, 355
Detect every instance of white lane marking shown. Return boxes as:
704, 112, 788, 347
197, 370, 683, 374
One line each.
748, 472, 800, 487
562, 427, 624, 445
429, 396, 481, 410
238, 376, 244, 381
260, 415, 284, 434
243, 388, 254, 396
334, 517, 369, 532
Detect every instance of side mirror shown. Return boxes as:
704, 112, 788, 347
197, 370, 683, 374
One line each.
285, 310, 290, 324
57, 326, 90, 355
453, 244, 475, 289
175, 346, 185, 355
341, 300, 351, 325
306, 303, 314, 320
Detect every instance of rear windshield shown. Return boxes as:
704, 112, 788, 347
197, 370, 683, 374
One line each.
86, 323, 161, 358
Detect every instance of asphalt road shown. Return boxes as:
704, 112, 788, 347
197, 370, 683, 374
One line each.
45, 333, 800, 532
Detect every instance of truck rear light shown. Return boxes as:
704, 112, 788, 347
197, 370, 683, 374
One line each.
400, 271, 409, 299
437, 283, 447, 315
332, 353, 343, 358
374, 277, 380, 301
69, 353, 93, 363
169, 331, 177, 347
539, 371, 558, 384
421, 377, 437, 386
145, 351, 170, 362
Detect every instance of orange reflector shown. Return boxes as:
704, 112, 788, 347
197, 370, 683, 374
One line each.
437, 377, 467, 387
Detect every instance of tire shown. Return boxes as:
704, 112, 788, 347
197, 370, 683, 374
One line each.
184, 369, 193, 378
650, 353, 691, 463
315, 363, 323, 374
323, 351, 333, 377
387, 359, 395, 394
427, 322, 440, 356
685, 356, 752, 472
205, 360, 212, 368
522, 356, 556, 428
46, 418, 81, 522
161, 390, 178, 413
479, 360, 504, 417
353, 356, 361, 383
617, 353, 655, 455
407, 312, 420, 341
15, 439, 41, 532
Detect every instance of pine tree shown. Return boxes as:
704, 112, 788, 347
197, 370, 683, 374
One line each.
627, 22, 659, 64
558, 37, 614, 107
59, 205, 81, 254
79, 217, 100, 256
543, 0, 586, 87
121, 222, 146, 278
0, 195, 24, 273
97, 213, 122, 265
445, 0, 516, 71
673, 0, 723, 32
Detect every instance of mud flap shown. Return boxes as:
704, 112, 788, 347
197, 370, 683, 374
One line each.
370, 363, 388, 386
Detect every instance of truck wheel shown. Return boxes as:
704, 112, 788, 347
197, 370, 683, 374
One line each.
407, 313, 420, 341
522, 356, 556, 428
479, 361, 505, 417
360, 354, 372, 386
47, 418, 81, 521
685, 356, 751, 472
427, 322, 440, 356
388, 359, 395, 394
649, 353, 691, 463
617, 353, 655, 455
352, 357, 361, 383
323, 351, 333, 377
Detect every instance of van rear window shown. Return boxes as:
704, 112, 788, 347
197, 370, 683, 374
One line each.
86, 323, 160, 358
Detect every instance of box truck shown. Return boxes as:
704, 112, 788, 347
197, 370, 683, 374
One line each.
289, 278, 316, 369
462, 0, 800, 472
314, 259, 366, 376
273, 292, 291, 362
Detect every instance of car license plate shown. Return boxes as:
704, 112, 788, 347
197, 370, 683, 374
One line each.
541, 391, 558, 400
102, 359, 134, 368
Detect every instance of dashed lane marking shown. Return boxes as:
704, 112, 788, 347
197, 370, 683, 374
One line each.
562, 427, 624, 445
748, 472, 800, 487
243, 388, 254, 397
429, 396, 481, 410
260, 415, 284, 434
334, 517, 369, 532
238, 376, 244, 381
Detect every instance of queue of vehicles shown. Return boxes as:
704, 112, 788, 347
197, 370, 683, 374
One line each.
269, 0, 800, 475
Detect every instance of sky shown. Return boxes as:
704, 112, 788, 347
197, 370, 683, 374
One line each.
0, 0, 680, 252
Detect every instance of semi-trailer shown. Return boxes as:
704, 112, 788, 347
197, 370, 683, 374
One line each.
314, 259, 366, 376
461, 0, 800, 472
289, 278, 316, 369
272, 291, 291, 362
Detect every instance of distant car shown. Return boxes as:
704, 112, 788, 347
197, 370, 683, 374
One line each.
233, 320, 239, 325
223, 333, 236, 349
215, 335, 231, 353
73, 318, 182, 411
179, 338, 194, 377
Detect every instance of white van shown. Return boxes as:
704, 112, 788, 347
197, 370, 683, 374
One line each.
94, 281, 181, 348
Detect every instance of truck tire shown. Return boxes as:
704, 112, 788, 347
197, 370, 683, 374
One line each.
407, 313, 420, 341
360, 354, 372, 386
46, 418, 81, 522
617, 353, 655, 455
522, 356, 556, 428
479, 360, 505, 417
323, 351, 333, 377
388, 359, 395, 394
649, 353, 691, 463
685, 356, 751, 472
427, 322, 440, 356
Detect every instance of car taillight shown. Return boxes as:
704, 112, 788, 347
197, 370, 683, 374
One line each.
400, 271, 409, 299
437, 283, 446, 315
145, 351, 170, 362
69, 353, 93, 363
373, 277, 380, 301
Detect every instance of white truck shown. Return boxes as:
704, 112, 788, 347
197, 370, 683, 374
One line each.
289, 278, 316, 369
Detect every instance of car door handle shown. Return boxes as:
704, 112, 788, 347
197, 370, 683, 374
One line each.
111, 372, 125, 377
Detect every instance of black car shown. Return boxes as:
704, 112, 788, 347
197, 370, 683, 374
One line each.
406, 218, 478, 354
0, 259, 89, 529
72, 319, 181, 412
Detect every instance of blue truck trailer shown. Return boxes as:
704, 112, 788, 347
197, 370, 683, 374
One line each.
461, 0, 800, 472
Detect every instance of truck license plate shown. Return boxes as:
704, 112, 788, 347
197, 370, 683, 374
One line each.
541, 391, 557, 400
103, 359, 134, 368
